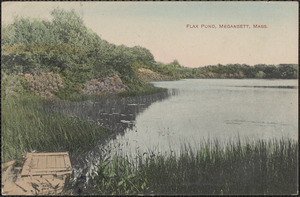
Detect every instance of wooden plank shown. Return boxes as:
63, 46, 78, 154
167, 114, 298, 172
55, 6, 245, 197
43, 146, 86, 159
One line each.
56, 156, 65, 168
37, 155, 47, 169
21, 153, 33, 176
22, 170, 72, 176
31, 168, 70, 172
56, 170, 72, 176
31, 156, 39, 169
63, 154, 72, 169
21, 152, 72, 176
30, 152, 69, 156
46, 155, 56, 168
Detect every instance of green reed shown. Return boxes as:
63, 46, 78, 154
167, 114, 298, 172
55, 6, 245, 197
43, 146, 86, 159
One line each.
89, 138, 298, 195
118, 83, 166, 97
1, 94, 112, 163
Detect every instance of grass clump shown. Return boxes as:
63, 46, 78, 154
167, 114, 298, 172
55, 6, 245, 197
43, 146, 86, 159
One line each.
1, 74, 113, 162
89, 139, 298, 195
2, 95, 112, 162
119, 83, 166, 97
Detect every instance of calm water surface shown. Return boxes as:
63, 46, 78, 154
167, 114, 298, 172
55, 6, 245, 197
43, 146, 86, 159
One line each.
114, 79, 298, 156
50, 79, 298, 179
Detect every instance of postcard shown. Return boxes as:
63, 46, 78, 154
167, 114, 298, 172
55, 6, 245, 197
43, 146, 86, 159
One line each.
1, 1, 298, 195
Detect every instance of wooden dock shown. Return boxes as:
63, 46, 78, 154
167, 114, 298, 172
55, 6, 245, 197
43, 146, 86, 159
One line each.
21, 152, 72, 177
2, 152, 73, 195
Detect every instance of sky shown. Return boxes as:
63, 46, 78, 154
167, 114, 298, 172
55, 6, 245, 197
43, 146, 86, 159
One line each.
2, 2, 298, 67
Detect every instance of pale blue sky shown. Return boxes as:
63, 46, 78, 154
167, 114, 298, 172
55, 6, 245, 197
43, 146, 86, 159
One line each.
2, 2, 298, 67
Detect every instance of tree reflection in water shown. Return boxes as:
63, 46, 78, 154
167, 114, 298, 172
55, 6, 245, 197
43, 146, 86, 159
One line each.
46, 89, 179, 182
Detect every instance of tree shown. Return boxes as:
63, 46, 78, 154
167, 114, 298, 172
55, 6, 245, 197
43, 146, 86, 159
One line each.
129, 46, 155, 67
51, 9, 86, 46
1, 23, 15, 45
255, 71, 266, 79
278, 64, 298, 79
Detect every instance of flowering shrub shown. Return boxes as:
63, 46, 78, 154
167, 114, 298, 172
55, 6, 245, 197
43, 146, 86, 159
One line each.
21, 72, 64, 98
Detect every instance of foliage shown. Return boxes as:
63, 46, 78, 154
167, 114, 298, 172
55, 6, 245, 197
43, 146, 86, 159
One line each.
2, 8, 295, 103
140, 61, 297, 80
118, 83, 166, 97
90, 139, 298, 195
1, 74, 112, 163
173, 64, 298, 79
1, 71, 26, 101
146, 62, 181, 79
90, 155, 149, 195
20, 71, 64, 98
1, 8, 160, 99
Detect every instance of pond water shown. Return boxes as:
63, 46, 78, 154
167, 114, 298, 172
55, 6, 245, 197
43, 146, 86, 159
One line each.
114, 79, 298, 155
49, 79, 298, 180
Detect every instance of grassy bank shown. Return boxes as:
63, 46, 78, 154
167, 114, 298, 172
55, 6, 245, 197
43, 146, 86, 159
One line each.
56, 83, 167, 102
119, 83, 167, 97
89, 139, 298, 195
1, 70, 170, 163
1, 73, 167, 163
1, 93, 112, 163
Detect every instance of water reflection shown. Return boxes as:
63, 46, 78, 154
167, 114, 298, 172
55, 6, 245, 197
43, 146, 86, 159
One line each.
46, 89, 179, 180
233, 85, 297, 89
49, 89, 178, 135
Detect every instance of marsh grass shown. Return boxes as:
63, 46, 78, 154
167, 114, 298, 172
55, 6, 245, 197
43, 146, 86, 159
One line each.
57, 92, 103, 102
1, 94, 112, 163
1, 73, 165, 163
90, 139, 298, 195
118, 83, 166, 97
56, 83, 166, 102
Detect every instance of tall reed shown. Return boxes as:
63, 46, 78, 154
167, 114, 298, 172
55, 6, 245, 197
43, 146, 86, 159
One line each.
1, 94, 112, 163
89, 138, 298, 195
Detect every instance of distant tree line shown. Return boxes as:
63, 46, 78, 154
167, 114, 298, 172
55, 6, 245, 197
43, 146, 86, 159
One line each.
154, 63, 298, 79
